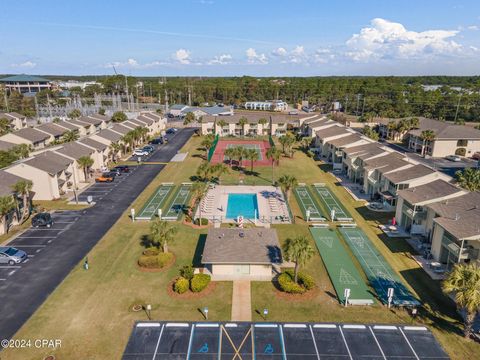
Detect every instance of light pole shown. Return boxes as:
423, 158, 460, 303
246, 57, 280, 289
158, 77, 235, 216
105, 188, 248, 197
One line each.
131, 208, 135, 222
146, 304, 152, 320
306, 209, 310, 222
203, 306, 209, 320
263, 308, 268, 321
344, 288, 350, 307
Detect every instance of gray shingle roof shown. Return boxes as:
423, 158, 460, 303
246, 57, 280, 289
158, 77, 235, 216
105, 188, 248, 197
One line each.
0, 170, 25, 196
428, 192, 480, 219
78, 116, 102, 126
201, 228, 282, 264
67, 119, 91, 128
364, 152, 407, 171
95, 129, 123, 142
325, 134, 364, 147
13, 128, 50, 143
78, 138, 107, 151
306, 119, 331, 128
316, 125, 351, 139
382, 164, 436, 184
398, 179, 463, 205
24, 151, 73, 175
136, 115, 154, 125
37, 123, 69, 137
408, 117, 480, 140
55, 121, 81, 131
0, 140, 16, 151
55, 142, 93, 160
343, 142, 385, 156
110, 124, 131, 135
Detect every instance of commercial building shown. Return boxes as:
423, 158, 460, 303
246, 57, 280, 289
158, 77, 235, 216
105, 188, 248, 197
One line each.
0, 74, 52, 94
201, 228, 282, 280
244, 100, 288, 112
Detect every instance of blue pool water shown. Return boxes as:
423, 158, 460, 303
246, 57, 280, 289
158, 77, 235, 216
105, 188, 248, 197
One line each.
226, 193, 259, 219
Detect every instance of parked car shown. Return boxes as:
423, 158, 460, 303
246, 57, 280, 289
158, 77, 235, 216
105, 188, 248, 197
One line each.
95, 173, 114, 183
446, 155, 461, 162
142, 145, 155, 153
133, 149, 149, 156
149, 137, 163, 145
0, 246, 27, 265
32, 212, 53, 228
166, 128, 177, 134
109, 168, 122, 176
114, 165, 130, 173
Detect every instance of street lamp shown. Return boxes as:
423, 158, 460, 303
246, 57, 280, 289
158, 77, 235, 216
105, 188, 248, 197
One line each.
263, 308, 269, 321
387, 288, 394, 309
146, 304, 152, 320
344, 288, 351, 307
131, 208, 135, 222
203, 306, 209, 320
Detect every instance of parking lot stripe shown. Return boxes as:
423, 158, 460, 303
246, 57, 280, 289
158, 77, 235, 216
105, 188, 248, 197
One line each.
16, 236, 57, 239
0, 266, 21, 269
12, 245, 46, 248
0, 278, 6, 281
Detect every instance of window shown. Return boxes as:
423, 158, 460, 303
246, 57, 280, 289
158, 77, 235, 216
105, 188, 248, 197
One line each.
457, 139, 468, 147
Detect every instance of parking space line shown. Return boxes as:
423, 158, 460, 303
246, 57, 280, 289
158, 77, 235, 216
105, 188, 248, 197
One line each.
16, 236, 57, 239
35, 249, 42, 253
0, 278, 6, 281
8, 270, 16, 276
0, 266, 21, 269
12, 245, 46, 248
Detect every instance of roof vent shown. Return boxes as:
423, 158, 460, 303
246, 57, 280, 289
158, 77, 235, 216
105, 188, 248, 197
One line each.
454, 213, 459, 221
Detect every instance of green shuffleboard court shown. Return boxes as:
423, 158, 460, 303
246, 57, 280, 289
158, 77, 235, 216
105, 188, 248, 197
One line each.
310, 226, 374, 305
163, 183, 192, 220
313, 184, 352, 221
339, 227, 420, 306
294, 185, 326, 221
136, 184, 174, 220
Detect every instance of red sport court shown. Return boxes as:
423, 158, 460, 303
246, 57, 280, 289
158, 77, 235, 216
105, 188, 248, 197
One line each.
210, 139, 272, 166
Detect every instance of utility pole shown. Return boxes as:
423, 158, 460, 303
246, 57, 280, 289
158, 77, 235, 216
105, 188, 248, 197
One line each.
355, 94, 361, 116
344, 96, 349, 114
454, 93, 463, 123
124, 75, 130, 111
4, 90, 9, 112
361, 96, 366, 117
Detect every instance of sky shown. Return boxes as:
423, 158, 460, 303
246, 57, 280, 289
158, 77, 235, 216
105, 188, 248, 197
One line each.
1, 0, 480, 76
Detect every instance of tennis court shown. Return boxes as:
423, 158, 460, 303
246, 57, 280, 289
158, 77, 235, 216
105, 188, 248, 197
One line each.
163, 183, 192, 220
210, 139, 272, 166
339, 227, 420, 306
136, 184, 174, 220
312, 184, 352, 221
294, 185, 326, 221
310, 226, 374, 305
122, 321, 449, 359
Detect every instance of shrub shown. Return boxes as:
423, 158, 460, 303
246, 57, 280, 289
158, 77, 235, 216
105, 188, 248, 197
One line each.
143, 247, 160, 256
284, 269, 316, 290
194, 218, 208, 226
174, 277, 189, 294
157, 252, 173, 267
190, 273, 211, 292
138, 255, 159, 268
306, 150, 315, 158
180, 265, 194, 281
278, 272, 305, 294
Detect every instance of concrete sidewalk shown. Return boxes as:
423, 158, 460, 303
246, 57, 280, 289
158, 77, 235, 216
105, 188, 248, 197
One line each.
231, 280, 252, 321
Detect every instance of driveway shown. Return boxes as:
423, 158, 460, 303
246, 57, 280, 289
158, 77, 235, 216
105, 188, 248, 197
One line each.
0, 128, 196, 342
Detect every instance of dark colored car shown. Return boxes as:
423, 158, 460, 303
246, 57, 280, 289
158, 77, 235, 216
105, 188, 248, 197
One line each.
149, 138, 163, 145
32, 212, 53, 228
166, 128, 175, 134
114, 165, 130, 173
142, 145, 155, 153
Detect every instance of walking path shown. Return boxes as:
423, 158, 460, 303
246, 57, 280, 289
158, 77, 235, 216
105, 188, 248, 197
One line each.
231, 280, 252, 321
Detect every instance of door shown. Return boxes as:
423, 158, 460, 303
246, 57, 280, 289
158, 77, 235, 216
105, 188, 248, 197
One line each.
235, 265, 250, 275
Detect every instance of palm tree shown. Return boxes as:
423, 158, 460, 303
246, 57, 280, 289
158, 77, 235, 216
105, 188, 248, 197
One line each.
109, 142, 121, 162
0, 195, 15, 234
442, 264, 480, 338
196, 162, 212, 182
455, 168, 480, 192
234, 146, 247, 168
201, 135, 215, 160
258, 118, 269, 135
62, 130, 79, 143
245, 148, 259, 172
278, 174, 298, 200
11, 179, 33, 223
266, 147, 281, 184
191, 181, 208, 222
183, 112, 195, 125
150, 219, 178, 253
278, 132, 296, 157
211, 163, 229, 184
77, 156, 94, 181
224, 147, 235, 167
282, 236, 315, 284
238, 117, 248, 136
420, 130, 436, 157
387, 121, 397, 140
12, 143, 31, 159
216, 119, 227, 135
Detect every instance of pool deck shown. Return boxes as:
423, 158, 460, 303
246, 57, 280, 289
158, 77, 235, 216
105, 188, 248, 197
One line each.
195, 185, 291, 226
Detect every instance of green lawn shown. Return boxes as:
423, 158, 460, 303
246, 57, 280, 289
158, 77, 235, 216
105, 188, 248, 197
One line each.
2, 137, 478, 359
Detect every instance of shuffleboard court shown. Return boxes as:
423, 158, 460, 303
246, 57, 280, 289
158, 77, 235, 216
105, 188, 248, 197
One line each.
122, 322, 449, 359
294, 185, 326, 221
312, 184, 352, 221
136, 184, 174, 220
339, 227, 420, 306
163, 183, 192, 220
310, 227, 374, 305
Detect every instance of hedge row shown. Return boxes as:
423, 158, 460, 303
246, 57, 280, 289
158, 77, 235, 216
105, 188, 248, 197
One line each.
174, 277, 189, 294
278, 269, 315, 294
173, 273, 211, 294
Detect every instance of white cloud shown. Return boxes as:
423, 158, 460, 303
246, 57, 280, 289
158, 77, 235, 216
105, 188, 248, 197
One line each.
289, 45, 307, 63
346, 18, 461, 61
467, 25, 479, 31
271, 47, 288, 57
173, 49, 191, 64
208, 54, 232, 65
11, 60, 36, 68
246, 48, 268, 64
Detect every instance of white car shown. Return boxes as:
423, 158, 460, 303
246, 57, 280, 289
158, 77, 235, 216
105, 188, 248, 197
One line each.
445, 155, 461, 162
133, 149, 149, 156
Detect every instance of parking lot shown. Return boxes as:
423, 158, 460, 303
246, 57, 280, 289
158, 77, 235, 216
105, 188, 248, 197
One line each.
0, 211, 80, 282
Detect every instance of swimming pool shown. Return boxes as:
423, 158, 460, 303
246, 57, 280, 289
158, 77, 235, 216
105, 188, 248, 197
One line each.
226, 193, 259, 219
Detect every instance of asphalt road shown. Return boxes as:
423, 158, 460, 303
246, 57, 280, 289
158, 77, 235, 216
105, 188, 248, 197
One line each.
0, 128, 196, 343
